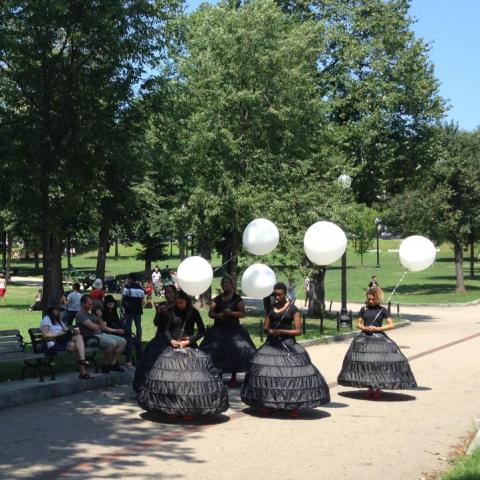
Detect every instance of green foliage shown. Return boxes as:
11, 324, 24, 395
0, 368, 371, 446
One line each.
346, 204, 378, 265
441, 448, 480, 480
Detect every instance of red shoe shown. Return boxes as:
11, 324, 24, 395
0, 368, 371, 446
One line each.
288, 409, 300, 418
260, 407, 274, 415
183, 415, 196, 421
373, 389, 382, 399
365, 388, 374, 399
168, 414, 181, 420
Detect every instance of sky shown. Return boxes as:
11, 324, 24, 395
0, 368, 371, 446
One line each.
184, 0, 480, 131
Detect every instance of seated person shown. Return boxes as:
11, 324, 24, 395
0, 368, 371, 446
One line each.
29, 289, 43, 311
75, 295, 126, 374
103, 295, 135, 369
40, 300, 92, 379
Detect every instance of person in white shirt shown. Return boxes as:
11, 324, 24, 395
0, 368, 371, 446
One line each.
151, 267, 161, 293
65, 282, 82, 325
40, 300, 92, 379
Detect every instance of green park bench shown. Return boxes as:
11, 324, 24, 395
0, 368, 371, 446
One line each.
0, 329, 47, 381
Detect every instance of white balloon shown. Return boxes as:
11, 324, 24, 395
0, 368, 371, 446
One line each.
399, 235, 436, 272
303, 221, 347, 265
242, 218, 279, 256
241, 263, 277, 298
176, 256, 213, 296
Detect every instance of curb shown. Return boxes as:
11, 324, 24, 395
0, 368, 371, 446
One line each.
0, 370, 134, 411
466, 419, 480, 455
299, 319, 412, 348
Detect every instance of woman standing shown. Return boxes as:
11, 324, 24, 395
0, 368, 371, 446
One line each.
337, 287, 417, 398
201, 277, 256, 387
137, 290, 228, 420
40, 300, 92, 379
133, 284, 177, 392
241, 283, 330, 417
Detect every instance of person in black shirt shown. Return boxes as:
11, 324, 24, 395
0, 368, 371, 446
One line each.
133, 284, 177, 392
201, 277, 256, 387
137, 290, 228, 420
338, 287, 417, 398
241, 282, 330, 417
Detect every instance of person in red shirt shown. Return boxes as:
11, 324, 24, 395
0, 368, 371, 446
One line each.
90, 278, 105, 309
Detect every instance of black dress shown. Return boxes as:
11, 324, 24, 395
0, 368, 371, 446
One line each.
133, 302, 173, 393
200, 293, 256, 373
241, 304, 330, 410
337, 305, 417, 390
137, 306, 229, 415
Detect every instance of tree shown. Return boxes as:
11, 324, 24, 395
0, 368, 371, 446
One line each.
385, 124, 480, 292
0, 0, 181, 304
276, 0, 445, 204
174, 0, 331, 281
347, 204, 378, 266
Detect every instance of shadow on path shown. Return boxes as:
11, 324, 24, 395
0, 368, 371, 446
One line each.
241, 407, 331, 421
0, 385, 218, 480
338, 390, 417, 402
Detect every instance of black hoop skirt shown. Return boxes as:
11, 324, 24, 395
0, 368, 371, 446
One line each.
337, 332, 417, 390
240, 337, 330, 410
200, 325, 257, 373
133, 333, 169, 393
137, 347, 229, 415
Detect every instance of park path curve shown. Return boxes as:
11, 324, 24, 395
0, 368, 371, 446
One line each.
0, 303, 479, 480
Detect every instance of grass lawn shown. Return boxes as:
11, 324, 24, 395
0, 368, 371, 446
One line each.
7, 239, 480, 304
441, 448, 480, 480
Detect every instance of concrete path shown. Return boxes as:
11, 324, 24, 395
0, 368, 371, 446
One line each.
0, 304, 479, 480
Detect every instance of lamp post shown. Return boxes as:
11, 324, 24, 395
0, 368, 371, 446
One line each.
375, 217, 382, 268
337, 172, 353, 329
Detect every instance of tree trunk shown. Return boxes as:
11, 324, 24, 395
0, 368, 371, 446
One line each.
469, 237, 475, 280
5, 233, 13, 284
114, 239, 119, 258
144, 258, 152, 282
34, 248, 40, 271
66, 238, 73, 271
308, 267, 326, 316
42, 229, 64, 310
453, 239, 467, 293
95, 219, 111, 280
198, 242, 213, 307
179, 237, 186, 260
223, 232, 239, 285
1, 231, 6, 269
24, 240, 30, 260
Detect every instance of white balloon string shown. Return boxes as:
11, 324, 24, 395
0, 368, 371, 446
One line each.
371, 270, 408, 338
212, 255, 238, 274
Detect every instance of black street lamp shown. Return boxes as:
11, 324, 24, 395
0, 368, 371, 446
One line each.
337, 173, 353, 330
375, 217, 382, 268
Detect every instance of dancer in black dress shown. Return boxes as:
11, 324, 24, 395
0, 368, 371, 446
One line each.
337, 287, 417, 399
241, 282, 330, 417
201, 277, 256, 387
137, 290, 229, 420
133, 284, 177, 392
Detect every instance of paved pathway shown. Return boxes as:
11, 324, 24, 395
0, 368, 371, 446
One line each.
0, 304, 479, 480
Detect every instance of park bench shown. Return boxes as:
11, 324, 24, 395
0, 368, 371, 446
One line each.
0, 329, 47, 381
28, 328, 100, 380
